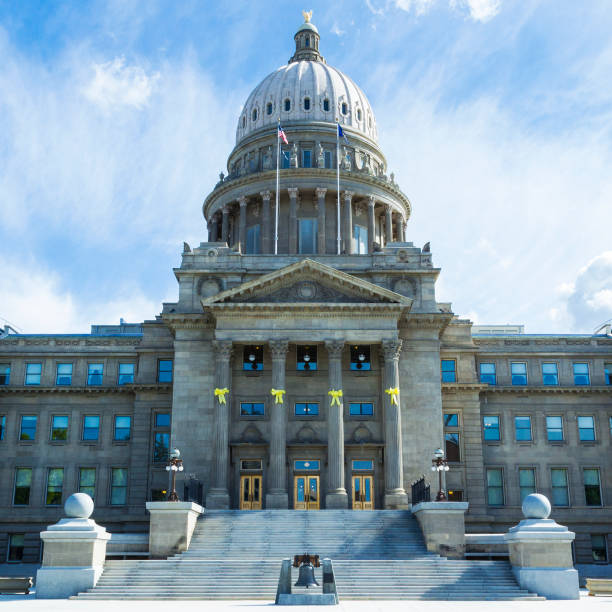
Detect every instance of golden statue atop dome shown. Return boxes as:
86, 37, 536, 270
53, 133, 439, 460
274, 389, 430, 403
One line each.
302, 9, 313, 23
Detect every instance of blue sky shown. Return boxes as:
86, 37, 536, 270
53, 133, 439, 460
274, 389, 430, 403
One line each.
1, 0, 611, 334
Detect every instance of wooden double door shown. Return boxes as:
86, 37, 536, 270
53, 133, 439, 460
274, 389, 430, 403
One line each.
352, 475, 374, 510
240, 475, 262, 510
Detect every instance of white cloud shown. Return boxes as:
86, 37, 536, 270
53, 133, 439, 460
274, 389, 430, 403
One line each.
83, 57, 160, 110
450, 0, 501, 22
331, 24, 345, 36
365, 0, 385, 16
394, 0, 436, 15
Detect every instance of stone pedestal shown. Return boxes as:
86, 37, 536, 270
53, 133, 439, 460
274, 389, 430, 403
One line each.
504, 494, 578, 600
411, 501, 468, 559
36, 493, 110, 599
146, 501, 204, 558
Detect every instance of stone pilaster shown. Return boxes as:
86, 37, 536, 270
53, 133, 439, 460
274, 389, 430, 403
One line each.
324, 340, 348, 508
288, 188, 299, 254
316, 187, 327, 254
260, 190, 272, 254
267, 339, 289, 508
367, 196, 375, 254
206, 340, 233, 509
343, 191, 354, 254
238, 196, 247, 254
385, 205, 393, 244
221, 206, 230, 245
381, 339, 409, 508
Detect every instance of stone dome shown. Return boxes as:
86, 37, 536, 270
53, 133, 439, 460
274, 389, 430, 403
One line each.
235, 20, 378, 146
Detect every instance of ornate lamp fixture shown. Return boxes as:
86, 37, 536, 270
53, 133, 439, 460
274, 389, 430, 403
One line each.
431, 448, 450, 501
165, 448, 184, 502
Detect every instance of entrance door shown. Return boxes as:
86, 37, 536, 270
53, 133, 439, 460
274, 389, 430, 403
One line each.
352, 475, 374, 510
240, 475, 262, 510
294, 476, 320, 510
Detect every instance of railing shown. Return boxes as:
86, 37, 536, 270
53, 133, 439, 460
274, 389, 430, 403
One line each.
184, 479, 203, 505
411, 476, 430, 504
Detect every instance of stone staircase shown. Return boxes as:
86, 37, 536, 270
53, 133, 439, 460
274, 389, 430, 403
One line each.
74, 510, 543, 600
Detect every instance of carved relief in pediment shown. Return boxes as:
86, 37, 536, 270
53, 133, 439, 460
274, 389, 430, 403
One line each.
296, 425, 318, 444
241, 424, 264, 443
352, 425, 373, 443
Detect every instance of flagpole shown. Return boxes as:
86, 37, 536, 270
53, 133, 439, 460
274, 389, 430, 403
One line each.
275, 119, 280, 255
336, 118, 341, 255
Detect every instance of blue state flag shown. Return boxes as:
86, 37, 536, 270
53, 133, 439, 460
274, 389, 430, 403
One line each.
337, 123, 349, 145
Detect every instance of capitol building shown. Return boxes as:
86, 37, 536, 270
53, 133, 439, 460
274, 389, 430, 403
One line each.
0, 14, 611, 571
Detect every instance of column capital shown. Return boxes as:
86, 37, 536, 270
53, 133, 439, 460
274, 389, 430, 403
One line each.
343, 190, 354, 202
269, 339, 289, 360
368, 195, 376, 207
287, 187, 299, 198
381, 339, 402, 361
315, 187, 328, 198
238, 196, 248, 207
260, 190, 272, 200
222, 205, 231, 214
324, 339, 345, 359
385, 203, 392, 213
213, 340, 233, 361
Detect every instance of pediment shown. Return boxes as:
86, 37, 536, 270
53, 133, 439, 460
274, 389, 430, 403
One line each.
202, 259, 411, 307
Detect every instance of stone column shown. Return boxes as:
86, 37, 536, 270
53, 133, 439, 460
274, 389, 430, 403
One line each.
221, 205, 230, 244
385, 205, 393, 244
209, 214, 220, 242
381, 339, 409, 508
260, 190, 272, 254
325, 340, 348, 508
267, 339, 289, 508
343, 191, 354, 254
316, 187, 327, 254
238, 196, 247, 253
288, 188, 299, 254
367, 196, 375, 254
206, 340, 232, 509
395, 214, 404, 243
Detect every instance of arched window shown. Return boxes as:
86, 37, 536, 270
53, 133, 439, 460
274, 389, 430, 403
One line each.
304, 97, 311, 111
242, 116, 246, 128
267, 102, 273, 115
284, 98, 291, 112
341, 102, 348, 115
305, 37, 310, 47
357, 109, 362, 121
252, 108, 258, 122
323, 99, 330, 112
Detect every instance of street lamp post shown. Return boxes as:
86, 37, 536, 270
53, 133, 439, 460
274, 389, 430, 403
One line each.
431, 448, 450, 501
165, 447, 184, 502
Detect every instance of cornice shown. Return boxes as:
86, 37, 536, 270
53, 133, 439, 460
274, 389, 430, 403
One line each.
161, 313, 214, 330
442, 383, 489, 392
482, 385, 612, 395
207, 303, 407, 316
0, 384, 172, 395
400, 312, 454, 331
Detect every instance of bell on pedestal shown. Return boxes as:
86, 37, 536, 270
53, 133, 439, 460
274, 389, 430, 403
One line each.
294, 562, 319, 588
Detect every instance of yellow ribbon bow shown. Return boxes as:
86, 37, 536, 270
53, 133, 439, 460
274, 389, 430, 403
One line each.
328, 389, 343, 406
270, 388, 286, 404
385, 387, 400, 405
214, 387, 229, 404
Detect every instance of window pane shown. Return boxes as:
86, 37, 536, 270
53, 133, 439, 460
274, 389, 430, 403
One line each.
546, 416, 563, 441
297, 345, 317, 371
246, 225, 261, 254
153, 432, 170, 461
515, 416, 532, 441
14, 468, 32, 505
511, 362, 527, 385
352, 460, 374, 471
591, 535, 608, 562
0, 415, 5, 440
25, 363, 42, 385
298, 219, 317, 254
79, 468, 96, 498
487, 469, 503, 486
353, 225, 368, 254
445, 432, 460, 462
295, 403, 319, 416
551, 468, 569, 506
111, 468, 128, 505
51, 415, 68, 440
294, 460, 319, 471
87, 363, 103, 385
486, 469, 504, 505
542, 362, 558, 385
519, 468, 536, 502
46, 468, 64, 505
158, 360, 173, 382
584, 469, 602, 506
83, 415, 100, 441
483, 416, 500, 441
350, 346, 371, 371
0, 363, 10, 385
8, 534, 25, 562
578, 416, 595, 441
605, 363, 612, 385
56, 363, 73, 385
20, 415, 37, 440
324, 150, 332, 168
302, 150, 312, 168
240, 403, 265, 416
155, 413, 171, 428
349, 403, 374, 416
444, 413, 459, 428
479, 363, 496, 384
574, 363, 590, 385
114, 415, 131, 441
118, 363, 135, 385
243, 346, 263, 371
441, 360, 456, 382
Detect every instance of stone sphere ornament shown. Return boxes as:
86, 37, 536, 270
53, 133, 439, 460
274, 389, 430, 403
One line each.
521, 493, 551, 519
64, 492, 94, 519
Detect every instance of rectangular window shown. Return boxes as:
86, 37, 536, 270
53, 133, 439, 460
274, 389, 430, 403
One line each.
110, 468, 128, 505
82, 415, 100, 441
246, 224, 261, 254
19, 415, 37, 441
444, 413, 459, 428
25, 363, 42, 385
46, 468, 64, 505
298, 218, 317, 254
483, 415, 500, 441
578, 416, 596, 441
153, 432, 170, 462
79, 467, 96, 498
295, 403, 319, 416
118, 363, 135, 385
479, 362, 496, 385
519, 468, 536, 502
349, 402, 374, 416
353, 225, 368, 254
350, 345, 371, 371
448, 490, 463, 501
114, 415, 131, 441
55, 363, 73, 386
158, 359, 173, 383
584, 468, 602, 506
243, 345, 263, 371
573, 363, 590, 385
441, 359, 457, 383
0, 415, 5, 440
352, 459, 374, 471
445, 432, 460, 462
324, 150, 332, 169
546, 416, 564, 441
155, 413, 171, 428
0, 363, 9, 385
240, 402, 265, 416
511, 362, 527, 385
486, 468, 504, 506
294, 460, 320, 471
87, 363, 103, 386
515, 416, 532, 442
297, 345, 317, 371
591, 535, 608, 562
7, 534, 25, 562
240, 459, 263, 471
542, 362, 559, 385
50, 415, 69, 441
551, 468, 569, 506
302, 149, 312, 168
13, 468, 32, 505
605, 363, 612, 385
282, 149, 290, 169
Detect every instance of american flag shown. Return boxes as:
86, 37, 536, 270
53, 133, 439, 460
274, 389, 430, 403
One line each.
278, 123, 288, 144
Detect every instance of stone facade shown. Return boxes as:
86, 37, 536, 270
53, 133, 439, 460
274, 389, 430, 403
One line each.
0, 15, 611, 568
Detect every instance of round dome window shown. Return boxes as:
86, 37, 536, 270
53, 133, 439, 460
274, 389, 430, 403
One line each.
284, 98, 291, 112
